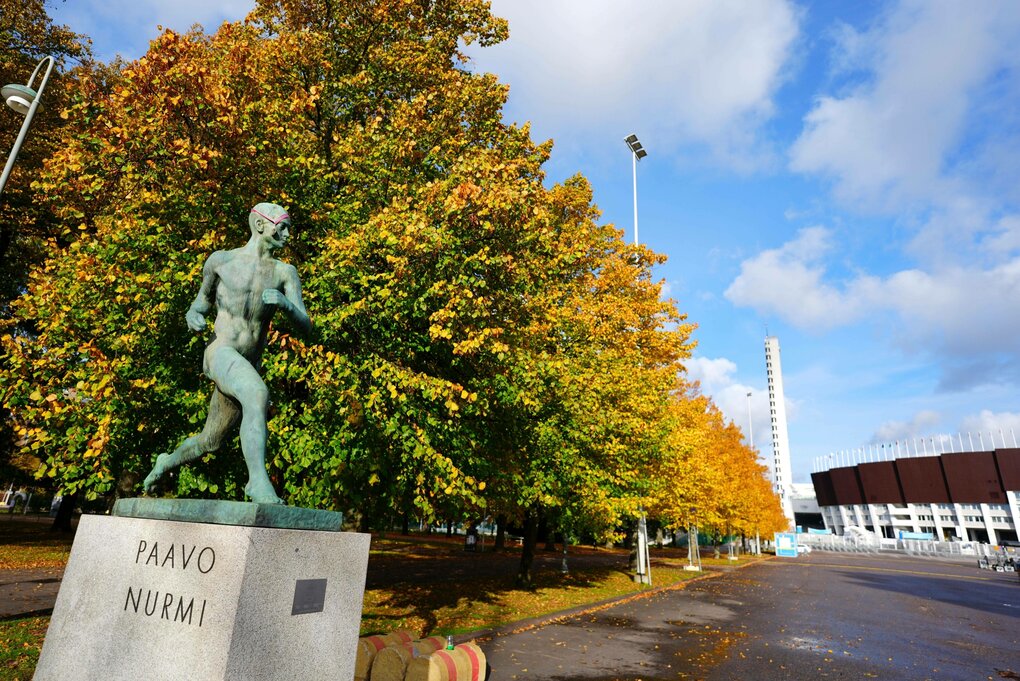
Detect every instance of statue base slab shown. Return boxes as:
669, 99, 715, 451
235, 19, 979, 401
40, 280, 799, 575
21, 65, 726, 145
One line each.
34, 513, 370, 681
112, 497, 344, 531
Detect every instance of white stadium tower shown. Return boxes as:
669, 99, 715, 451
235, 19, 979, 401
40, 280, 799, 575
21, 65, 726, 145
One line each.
765, 336, 795, 528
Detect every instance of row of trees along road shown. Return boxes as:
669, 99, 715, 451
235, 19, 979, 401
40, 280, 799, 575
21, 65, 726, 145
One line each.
0, 0, 788, 584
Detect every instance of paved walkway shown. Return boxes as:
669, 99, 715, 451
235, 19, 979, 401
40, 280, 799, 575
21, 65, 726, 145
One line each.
0, 514, 69, 620
478, 552, 1020, 680
0, 567, 64, 619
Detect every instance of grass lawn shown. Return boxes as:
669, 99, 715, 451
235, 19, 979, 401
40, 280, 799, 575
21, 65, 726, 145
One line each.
0, 517, 73, 570
1, 519, 762, 680
360, 562, 701, 637
0, 617, 47, 681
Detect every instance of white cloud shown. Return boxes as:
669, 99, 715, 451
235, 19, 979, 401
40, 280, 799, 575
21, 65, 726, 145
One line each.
860, 416, 1020, 453
882, 261, 1020, 358
789, 1, 1020, 210
958, 410, 1020, 446
723, 227, 880, 330
980, 215, 1020, 258
904, 199, 997, 267
685, 355, 780, 452
686, 356, 739, 393
871, 410, 942, 442
725, 226, 1020, 387
474, 0, 801, 168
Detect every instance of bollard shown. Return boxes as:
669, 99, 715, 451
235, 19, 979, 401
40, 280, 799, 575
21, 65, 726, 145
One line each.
404, 642, 486, 681
354, 630, 416, 681
369, 637, 446, 681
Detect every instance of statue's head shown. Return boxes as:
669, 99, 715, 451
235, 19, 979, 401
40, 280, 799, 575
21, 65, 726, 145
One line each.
249, 202, 291, 250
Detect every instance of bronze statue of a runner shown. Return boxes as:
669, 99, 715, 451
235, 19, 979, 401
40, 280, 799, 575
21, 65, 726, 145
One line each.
143, 203, 311, 504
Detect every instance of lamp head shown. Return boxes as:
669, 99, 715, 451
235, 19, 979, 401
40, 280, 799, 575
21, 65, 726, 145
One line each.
624, 133, 647, 159
2, 84, 38, 116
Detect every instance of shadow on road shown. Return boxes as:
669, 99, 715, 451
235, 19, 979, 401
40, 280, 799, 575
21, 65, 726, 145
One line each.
835, 569, 1020, 619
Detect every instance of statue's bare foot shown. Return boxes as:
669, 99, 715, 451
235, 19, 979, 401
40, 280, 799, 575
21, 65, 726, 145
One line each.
245, 480, 283, 505
143, 453, 172, 494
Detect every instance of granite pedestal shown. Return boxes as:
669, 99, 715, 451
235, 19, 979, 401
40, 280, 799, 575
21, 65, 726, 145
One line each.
34, 500, 370, 681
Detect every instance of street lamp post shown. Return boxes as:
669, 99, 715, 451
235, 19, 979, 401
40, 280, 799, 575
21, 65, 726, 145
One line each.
624, 134, 647, 244
746, 391, 754, 449
1, 55, 56, 197
746, 390, 761, 554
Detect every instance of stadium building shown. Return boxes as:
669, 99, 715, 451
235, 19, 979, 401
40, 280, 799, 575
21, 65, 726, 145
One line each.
810, 444, 1020, 544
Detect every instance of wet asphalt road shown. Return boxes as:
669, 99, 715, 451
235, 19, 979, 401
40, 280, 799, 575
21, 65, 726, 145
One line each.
481, 552, 1020, 681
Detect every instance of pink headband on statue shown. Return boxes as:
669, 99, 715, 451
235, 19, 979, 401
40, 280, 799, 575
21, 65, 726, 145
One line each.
251, 207, 291, 224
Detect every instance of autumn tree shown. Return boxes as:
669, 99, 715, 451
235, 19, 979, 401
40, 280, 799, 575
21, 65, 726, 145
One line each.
650, 392, 786, 554
472, 176, 696, 583
0, 0, 91, 310
0, 0, 92, 485
1, 0, 645, 525
648, 387, 716, 533
730, 461, 789, 547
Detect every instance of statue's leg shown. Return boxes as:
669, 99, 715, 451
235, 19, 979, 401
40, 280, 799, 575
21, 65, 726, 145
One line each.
209, 348, 282, 505
142, 390, 240, 494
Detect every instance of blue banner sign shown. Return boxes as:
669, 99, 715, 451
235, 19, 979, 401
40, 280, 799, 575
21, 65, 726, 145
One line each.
775, 532, 798, 557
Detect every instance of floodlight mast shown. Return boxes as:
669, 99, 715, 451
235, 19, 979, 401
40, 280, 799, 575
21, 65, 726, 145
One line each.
746, 391, 754, 450
624, 134, 647, 244
0, 56, 55, 197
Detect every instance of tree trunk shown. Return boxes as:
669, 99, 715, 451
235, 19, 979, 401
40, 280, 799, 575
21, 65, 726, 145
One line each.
541, 510, 557, 552
51, 493, 77, 533
515, 509, 540, 588
107, 469, 139, 513
545, 531, 559, 553
494, 514, 507, 551
401, 513, 410, 536
0, 224, 11, 268
627, 518, 639, 575
445, 519, 453, 537
560, 523, 570, 574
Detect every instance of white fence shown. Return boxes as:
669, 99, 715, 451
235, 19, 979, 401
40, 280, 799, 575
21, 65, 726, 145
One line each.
798, 532, 1005, 561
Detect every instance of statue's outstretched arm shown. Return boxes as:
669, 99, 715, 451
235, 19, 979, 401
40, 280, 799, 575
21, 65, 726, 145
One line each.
186, 252, 221, 332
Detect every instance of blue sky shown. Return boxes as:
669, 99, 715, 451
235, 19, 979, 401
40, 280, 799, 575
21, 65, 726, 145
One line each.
48, 1, 1020, 483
